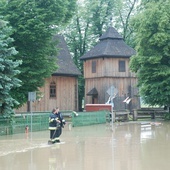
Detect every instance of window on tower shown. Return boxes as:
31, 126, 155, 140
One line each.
92, 60, 96, 73
119, 60, 126, 72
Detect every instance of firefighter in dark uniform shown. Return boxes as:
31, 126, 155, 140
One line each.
49, 107, 66, 143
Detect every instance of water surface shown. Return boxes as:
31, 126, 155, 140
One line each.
0, 121, 170, 170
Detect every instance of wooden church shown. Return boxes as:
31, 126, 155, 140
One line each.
16, 35, 81, 112
80, 27, 140, 111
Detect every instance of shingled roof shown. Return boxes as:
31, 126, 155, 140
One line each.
52, 35, 81, 76
80, 27, 136, 60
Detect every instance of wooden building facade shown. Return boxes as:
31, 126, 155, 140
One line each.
16, 35, 81, 113
80, 27, 140, 111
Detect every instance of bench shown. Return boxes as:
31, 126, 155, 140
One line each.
132, 108, 167, 121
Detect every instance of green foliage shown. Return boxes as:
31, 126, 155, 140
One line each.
130, 0, 170, 107
0, 17, 22, 116
62, 0, 139, 110
62, 0, 118, 110
114, 0, 139, 46
88, 0, 116, 36
0, 0, 76, 106
164, 112, 170, 120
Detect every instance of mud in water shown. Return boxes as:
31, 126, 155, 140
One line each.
0, 121, 170, 170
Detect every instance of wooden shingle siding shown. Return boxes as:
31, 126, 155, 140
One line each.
85, 77, 138, 100
84, 58, 136, 78
85, 77, 138, 110
45, 76, 78, 111
16, 76, 78, 112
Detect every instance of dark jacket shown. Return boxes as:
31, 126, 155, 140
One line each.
49, 112, 64, 130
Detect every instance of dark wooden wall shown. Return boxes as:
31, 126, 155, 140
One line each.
84, 58, 136, 78
15, 75, 79, 113
83, 58, 140, 111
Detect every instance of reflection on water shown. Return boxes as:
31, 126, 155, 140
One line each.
0, 121, 170, 170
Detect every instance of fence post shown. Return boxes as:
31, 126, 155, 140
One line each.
133, 109, 138, 121
151, 111, 155, 119
112, 110, 115, 123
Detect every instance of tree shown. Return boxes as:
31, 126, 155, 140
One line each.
62, 0, 118, 110
62, 0, 138, 110
114, 0, 139, 46
130, 0, 170, 109
0, 0, 76, 106
0, 17, 22, 116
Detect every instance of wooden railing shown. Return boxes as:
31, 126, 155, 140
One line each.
112, 110, 130, 122
132, 108, 167, 121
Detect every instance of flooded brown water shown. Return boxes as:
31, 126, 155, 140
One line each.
0, 121, 170, 170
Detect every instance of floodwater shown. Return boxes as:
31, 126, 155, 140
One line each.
0, 121, 170, 170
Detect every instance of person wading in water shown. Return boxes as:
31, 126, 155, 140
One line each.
48, 107, 66, 144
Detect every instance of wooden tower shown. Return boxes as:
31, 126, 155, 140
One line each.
80, 27, 140, 111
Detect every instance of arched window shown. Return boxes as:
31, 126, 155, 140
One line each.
50, 82, 56, 98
